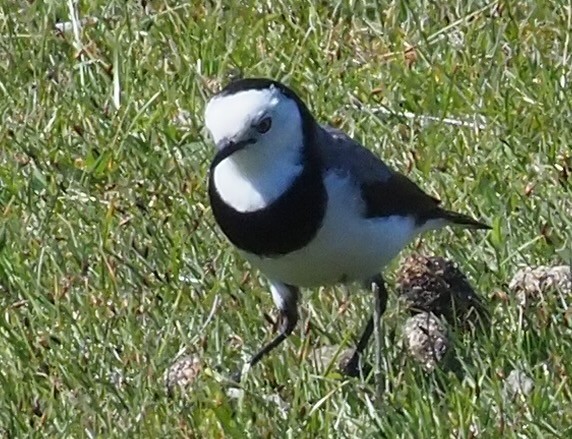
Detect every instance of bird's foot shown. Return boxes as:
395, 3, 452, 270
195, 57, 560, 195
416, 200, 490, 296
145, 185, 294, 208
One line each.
230, 368, 243, 384
339, 351, 372, 378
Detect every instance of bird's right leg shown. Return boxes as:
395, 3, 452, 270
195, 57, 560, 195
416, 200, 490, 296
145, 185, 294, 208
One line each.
232, 282, 299, 382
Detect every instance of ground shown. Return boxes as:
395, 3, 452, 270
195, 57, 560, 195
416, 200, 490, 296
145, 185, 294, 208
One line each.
0, 1, 571, 437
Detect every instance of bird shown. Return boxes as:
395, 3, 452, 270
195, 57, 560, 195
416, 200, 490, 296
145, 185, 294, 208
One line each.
204, 77, 489, 384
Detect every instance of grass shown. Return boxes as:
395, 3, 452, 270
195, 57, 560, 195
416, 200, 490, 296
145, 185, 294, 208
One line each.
0, 0, 571, 436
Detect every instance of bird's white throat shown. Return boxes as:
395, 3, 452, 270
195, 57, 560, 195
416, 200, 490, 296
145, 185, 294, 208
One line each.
213, 151, 304, 213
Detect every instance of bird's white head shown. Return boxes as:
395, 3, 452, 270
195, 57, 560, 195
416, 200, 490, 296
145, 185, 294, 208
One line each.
205, 78, 314, 212
205, 78, 309, 168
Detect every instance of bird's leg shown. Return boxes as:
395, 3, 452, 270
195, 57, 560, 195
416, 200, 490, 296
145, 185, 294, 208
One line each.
232, 282, 299, 382
371, 275, 387, 399
341, 316, 372, 377
342, 275, 388, 381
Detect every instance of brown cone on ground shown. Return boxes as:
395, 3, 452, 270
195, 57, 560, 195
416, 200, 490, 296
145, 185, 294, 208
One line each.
509, 265, 571, 308
396, 254, 489, 329
165, 355, 202, 396
402, 312, 451, 372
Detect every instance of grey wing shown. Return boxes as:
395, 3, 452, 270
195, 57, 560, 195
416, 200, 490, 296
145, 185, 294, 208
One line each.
317, 125, 489, 229
317, 124, 394, 183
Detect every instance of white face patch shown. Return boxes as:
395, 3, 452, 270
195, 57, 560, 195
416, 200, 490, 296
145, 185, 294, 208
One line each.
205, 88, 281, 148
206, 86, 306, 213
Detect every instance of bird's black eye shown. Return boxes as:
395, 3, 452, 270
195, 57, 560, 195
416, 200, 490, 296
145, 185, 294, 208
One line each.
255, 117, 272, 134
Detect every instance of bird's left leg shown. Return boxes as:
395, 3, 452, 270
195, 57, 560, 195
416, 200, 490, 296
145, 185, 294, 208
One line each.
342, 275, 388, 381
370, 275, 387, 398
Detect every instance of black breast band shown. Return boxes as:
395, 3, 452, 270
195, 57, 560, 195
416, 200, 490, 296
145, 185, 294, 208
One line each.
208, 153, 327, 257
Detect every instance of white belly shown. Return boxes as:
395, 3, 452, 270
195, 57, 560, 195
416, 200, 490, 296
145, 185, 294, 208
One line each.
241, 173, 431, 287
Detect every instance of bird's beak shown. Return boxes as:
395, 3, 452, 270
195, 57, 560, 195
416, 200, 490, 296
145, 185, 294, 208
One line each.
215, 137, 255, 157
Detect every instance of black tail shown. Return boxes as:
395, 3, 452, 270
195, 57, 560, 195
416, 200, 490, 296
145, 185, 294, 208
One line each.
439, 209, 491, 230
